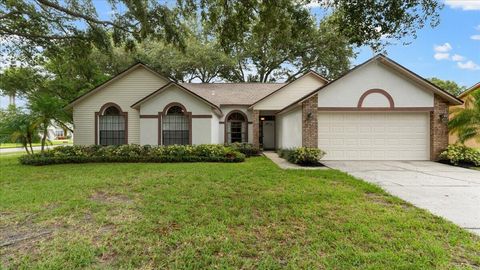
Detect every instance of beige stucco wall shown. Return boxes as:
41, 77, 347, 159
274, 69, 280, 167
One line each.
317, 61, 434, 108
253, 73, 326, 110
276, 107, 302, 149
73, 66, 169, 145
211, 114, 220, 144
139, 84, 215, 145
140, 118, 158, 145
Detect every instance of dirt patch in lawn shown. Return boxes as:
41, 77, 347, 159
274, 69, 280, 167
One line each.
0, 193, 140, 269
365, 192, 410, 209
89, 191, 134, 205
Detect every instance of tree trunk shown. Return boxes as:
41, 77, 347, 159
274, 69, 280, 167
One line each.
23, 142, 30, 155
41, 123, 48, 153
28, 138, 34, 154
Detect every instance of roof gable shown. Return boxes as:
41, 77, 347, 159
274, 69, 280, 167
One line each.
376, 55, 462, 105
277, 54, 463, 115
65, 62, 171, 109
131, 82, 221, 112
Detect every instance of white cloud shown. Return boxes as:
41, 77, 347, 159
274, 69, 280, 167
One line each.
476, 25, 480, 30
452, 54, 466, 61
434, 53, 450, 60
457, 60, 480, 70
471, 35, 480, 40
434, 42, 452, 53
445, 0, 480, 10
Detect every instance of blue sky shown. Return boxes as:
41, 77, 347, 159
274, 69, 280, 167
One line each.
1, 0, 479, 108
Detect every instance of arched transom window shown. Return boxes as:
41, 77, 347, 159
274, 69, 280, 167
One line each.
99, 105, 126, 145
163, 105, 190, 145
226, 111, 247, 143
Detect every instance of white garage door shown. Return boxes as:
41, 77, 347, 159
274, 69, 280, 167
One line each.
318, 112, 430, 160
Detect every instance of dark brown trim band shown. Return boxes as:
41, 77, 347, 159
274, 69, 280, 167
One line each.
318, 107, 434, 112
142, 114, 212, 119
140, 114, 158, 118
95, 102, 128, 145
358, 89, 395, 108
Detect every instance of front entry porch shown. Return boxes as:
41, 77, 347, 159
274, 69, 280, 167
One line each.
252, 110, 277, 150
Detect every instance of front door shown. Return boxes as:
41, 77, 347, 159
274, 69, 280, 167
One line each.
261, 119, 275, 150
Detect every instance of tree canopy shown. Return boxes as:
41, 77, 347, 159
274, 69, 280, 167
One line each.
0, 0, 444, 132
429, 77, 466, 97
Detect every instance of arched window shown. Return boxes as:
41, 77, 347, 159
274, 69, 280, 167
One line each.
226, 111, 247, 143
99, 104, 126, 145
163, 105, 190, 145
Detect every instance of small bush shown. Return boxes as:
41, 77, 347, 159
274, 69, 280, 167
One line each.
19, 144, 245, 166
277, 147, 326, 166
439, 144, 480, 167
277, 148, 294, 161
226, 143, 260, 157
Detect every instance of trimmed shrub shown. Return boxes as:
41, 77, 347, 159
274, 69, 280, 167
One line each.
277, 148, 294, 161
226, 143, 260, 157
439, 144, 480, 167
19, 144, 245, 166
277, 147, 326, 166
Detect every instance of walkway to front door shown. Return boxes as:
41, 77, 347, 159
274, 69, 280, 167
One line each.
323, 160, 480, 236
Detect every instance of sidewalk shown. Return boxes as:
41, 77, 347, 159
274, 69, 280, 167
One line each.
0, 144, 69, 154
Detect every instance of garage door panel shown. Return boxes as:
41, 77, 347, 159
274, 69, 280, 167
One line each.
318, 112, 430, 160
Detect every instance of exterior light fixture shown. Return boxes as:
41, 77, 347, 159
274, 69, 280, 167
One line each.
439, 113, 449, 124
260, 117, 265, 121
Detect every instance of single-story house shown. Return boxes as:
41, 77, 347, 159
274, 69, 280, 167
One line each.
66, 54, 463, 161
449, 82, 480, 148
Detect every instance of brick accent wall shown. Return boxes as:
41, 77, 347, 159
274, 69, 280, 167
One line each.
430, 94, 449, 160
302, 94, 318, 148
252, 110, 260, 148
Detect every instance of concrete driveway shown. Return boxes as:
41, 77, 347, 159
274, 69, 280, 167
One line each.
322, 161, 480, 235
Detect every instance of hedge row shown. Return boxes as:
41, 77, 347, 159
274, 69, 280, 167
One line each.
19, 144, 245, 166
277, 147, 326, 166
225, 142, 261, 157
439, 144, 480, 167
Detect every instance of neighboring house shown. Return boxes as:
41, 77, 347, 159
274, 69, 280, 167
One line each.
449, 82, 480, 148
66, 54, 462, 161
46, 121, 73, 141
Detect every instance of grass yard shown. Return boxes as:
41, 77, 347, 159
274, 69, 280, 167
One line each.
0, 140, 72, 149
0, 155, 479, 269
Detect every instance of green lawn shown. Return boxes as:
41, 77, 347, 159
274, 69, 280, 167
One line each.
0, 140, 72, 149
0, 156, 479, 269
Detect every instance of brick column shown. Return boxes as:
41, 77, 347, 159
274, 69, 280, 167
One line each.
302, 94, 318, 148
430, 94, 449, 160
252, 110, 260, 149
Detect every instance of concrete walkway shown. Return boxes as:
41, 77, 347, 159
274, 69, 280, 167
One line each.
323, 160, 480, 235
263, 151, 328, 170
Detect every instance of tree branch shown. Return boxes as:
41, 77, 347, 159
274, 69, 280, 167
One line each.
0, 26, 79, 40
36, 0, 136, 34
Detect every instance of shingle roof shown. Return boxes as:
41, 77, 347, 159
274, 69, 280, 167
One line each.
179, 83, 286, 106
